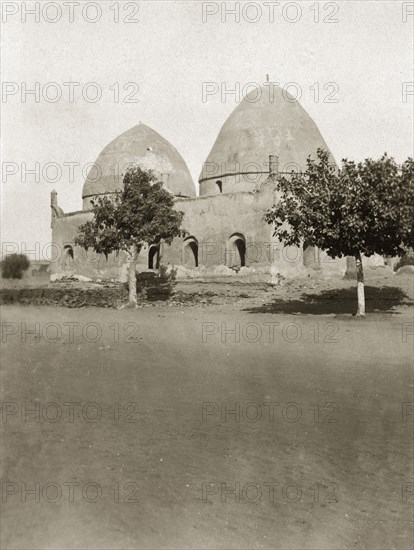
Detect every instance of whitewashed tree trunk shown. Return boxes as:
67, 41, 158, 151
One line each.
128, 244, 139, 306
355, 252, 365, 316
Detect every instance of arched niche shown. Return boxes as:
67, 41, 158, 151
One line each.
226, 233, 246, 270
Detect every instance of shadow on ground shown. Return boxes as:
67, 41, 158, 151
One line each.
243, 286, 411, 315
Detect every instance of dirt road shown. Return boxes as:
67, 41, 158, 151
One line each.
1, 301, 413, 549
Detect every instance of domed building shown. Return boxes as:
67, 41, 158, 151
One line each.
82, 123, 196, 209
50, 85, 346, 281
199, 85, 332, 196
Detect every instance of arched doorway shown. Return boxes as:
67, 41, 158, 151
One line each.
63, 245, 74, 268
183, 237, 198, 268
226, 233, 246, 270
148, 245, 160, 269
216, 180, 222, 193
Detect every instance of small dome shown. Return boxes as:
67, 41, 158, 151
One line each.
82, 124, 195, 207
199, 85, 334, 194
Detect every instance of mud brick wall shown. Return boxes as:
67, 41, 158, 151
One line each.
0, 286, 128, 308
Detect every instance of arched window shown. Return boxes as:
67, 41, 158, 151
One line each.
148, 245, 160, 269
216, 180, 222, 193
183, 237, 198, 268
226, 233, 246, 270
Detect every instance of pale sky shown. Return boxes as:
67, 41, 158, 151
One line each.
1, 0, 413, 257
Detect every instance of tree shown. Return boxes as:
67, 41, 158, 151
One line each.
265, 149, 414, 316
1, 254, 30, 279
75, 167, 185, 306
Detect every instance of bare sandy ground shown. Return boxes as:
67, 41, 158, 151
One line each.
1, 279, 413, 549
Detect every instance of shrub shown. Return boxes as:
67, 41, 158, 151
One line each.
1, 254, 30, 279
394, 253, 414, 271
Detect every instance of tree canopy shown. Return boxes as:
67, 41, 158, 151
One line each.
75, 167, 185, 305
1, 254, 30, 279
265, 149, 413, 258
75, 167, 185, 257
265, 149, 414, 315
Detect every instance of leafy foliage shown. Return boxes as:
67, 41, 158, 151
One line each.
1, 254, 30, 279
265, 149, 414, 259
394, 253, 414, 271
75, 167, 185, 258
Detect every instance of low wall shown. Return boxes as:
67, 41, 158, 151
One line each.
0, 285, 128, 308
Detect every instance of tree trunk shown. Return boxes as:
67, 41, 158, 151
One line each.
128, 244, 139, 306
355, 252, 365, 316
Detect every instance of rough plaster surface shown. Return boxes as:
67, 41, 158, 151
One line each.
199, 85, 334, 196
82, 123, 196, 208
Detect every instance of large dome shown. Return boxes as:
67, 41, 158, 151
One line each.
82, 123, 195, 208
199, 85, 334, 195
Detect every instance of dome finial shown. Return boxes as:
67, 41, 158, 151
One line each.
266, 74, 269, 82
